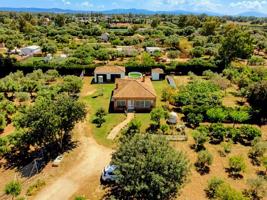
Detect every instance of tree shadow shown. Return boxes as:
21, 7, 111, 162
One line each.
2, 137, 78, 178
225, 168, 244, 180
256, 170, 267, 180
195, 164, 210, 175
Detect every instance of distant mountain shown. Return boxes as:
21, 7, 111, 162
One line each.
237, 11, 267, 17
0, 7, 266, 17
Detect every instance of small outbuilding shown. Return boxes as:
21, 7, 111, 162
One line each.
151, 68, 165, 81
94, 66, 126, 83
20, 45, 41, 56
146, 47, 161, 54
168, 112, 178, 124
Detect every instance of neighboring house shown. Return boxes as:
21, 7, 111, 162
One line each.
151, 68, 165, 81
146, 47, 161, 54
112, 76, 156, 112
116, 46, 137, 57
20, 45, 41, 56
100, 33, 110, 42
94, 66, 126, 83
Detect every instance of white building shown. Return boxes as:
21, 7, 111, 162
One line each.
151, 68, 164, 81
20, 45, 41, 56
94, 66, 126, 83
146, 47, 161, 54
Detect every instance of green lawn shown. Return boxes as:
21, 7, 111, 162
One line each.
83, 83, 126, 147
152, 79, 169, 106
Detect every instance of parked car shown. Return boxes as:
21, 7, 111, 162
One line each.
101, 165, 117, 183
52, 155, 64, 167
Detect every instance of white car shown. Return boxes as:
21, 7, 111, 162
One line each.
101, 165, 117, 183
52, 155, 64, 167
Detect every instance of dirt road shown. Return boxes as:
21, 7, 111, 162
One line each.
34, 122, 113, 200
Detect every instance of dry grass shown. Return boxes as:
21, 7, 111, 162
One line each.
174, 128, 265, 200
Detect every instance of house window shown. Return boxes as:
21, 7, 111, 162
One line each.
135, 100, 151, 108
117, 100, 126, 107
144, 100, 151, 108
135, 100, 143, 108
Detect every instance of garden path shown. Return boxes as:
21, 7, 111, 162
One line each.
107, 113, 135, 140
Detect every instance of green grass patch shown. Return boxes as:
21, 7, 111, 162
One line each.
134, 113, 151, 133
83, 83, 126, 147
152, 79, 169, 106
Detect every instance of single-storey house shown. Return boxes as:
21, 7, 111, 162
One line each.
112, 76, 156, 112
151, 68, 165, 81
94, 66, 126, 83
20, 45, 41, 56
146, 47, 161, 54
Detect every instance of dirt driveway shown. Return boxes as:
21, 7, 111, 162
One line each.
33, 122, 112, 200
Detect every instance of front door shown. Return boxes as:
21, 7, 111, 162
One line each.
128, 100, 134, 110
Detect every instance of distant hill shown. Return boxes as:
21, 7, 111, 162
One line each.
237, 11, 267, 17
0, 7, 266, 17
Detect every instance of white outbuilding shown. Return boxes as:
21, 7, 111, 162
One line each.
146, 47, 161, 54
20, 45, 41, 56
94, 66, 126, 83
151, 68, 165, 81
168, 112, 178, 124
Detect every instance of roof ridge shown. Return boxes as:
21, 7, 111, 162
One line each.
135, 79, 156, 97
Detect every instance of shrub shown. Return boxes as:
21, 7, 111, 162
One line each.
195, 150, 213, 174
191, 47, 205, 58
192, 130, 208, 151
206, 107, 228, 123
92, 108, 106, 127
208, 123, 227, 144
244, 177, 266, 200
228, 155, 246, 177
74, 196, 87, 200
150, 107, 167, 128
216, 183, 249, 200
238, 125, 261, 145
167, 50, 180, 59
248, 56, 265, 66
187, 113, 204, 128
229, 110, 250, 127
219, 142, 233, 157
122, 120, 141, 140
205, 177, 225, 198
4, 181, 22, 199
248, 139, 267, 165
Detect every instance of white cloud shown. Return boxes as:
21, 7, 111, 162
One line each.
155, 0, 222, 11
81, 1, 93, 7
62, 0, 71, 5
230, 0, 267, 10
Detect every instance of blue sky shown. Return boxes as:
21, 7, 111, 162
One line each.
0, 0, 267, 14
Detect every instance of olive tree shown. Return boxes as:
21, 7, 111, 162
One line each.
111, 134, 190, 199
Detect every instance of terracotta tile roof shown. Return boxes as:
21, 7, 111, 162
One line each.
94, 66, 126, 74
113, 77, 156, 99
152, 68, 164, 73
